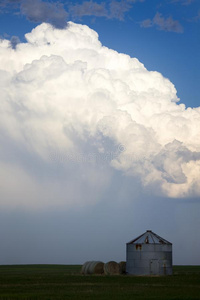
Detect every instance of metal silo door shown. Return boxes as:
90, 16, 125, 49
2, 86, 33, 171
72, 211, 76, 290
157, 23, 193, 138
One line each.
150, 259, 159, 275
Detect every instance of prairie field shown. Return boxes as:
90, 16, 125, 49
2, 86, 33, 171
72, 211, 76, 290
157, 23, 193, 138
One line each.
0, 265, 199, 299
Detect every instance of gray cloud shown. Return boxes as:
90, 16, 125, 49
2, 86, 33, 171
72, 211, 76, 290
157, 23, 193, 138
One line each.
9, 35, 20, 49
69, 0, 135, 21
190, 10, 200, 22
140, 18, 152, 28
141, 12, 184, 33
1, 0, 185, 32
0, 0, 68, 28
0, 0, 21, 8
109, 0, 132, 20
1, 0, 21, 2
153, 12, 184, 32
69, 1, 108, 19
0, 0, 142, 26
20, 0, 68, 29
171, 0, 194, 5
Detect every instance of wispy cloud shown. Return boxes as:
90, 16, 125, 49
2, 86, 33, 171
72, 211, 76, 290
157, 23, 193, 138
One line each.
1, 0, 144, 26
109, 0, 132, 20
0, 0, 21, 8
171, 0, 194, 5
0, 0, 20, 11
69, 1, 108, 19
194, 10, 200, 21
69, 0, 141, 21
0, 0, 184, 32
189, 10, 200, 22
141, 12, 184, 33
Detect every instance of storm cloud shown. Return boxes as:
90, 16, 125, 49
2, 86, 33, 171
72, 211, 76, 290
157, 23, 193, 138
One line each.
0, 22, 200, 210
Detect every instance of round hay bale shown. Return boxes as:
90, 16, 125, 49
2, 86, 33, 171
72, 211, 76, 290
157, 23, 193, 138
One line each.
81, 261, 104, 275
104, 261, 120, 275
119, 261, 126, 274
87, 261, 104, 275
81, 261, 91, 274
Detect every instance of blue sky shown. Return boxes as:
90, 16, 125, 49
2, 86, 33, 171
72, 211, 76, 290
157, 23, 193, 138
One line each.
0, 0, 200, 266
0, 0, 199, 107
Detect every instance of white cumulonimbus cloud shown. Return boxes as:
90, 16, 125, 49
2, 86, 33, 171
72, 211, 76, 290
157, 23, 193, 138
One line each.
0, 22, 200, 208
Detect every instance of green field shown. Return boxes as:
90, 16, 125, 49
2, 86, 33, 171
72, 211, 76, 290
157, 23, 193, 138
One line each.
0, 265, 199, 299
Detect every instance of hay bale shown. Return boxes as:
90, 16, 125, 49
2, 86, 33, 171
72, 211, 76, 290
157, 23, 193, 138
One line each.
81, 261, 90, 274
104, 261, 120, 275
81, 261, 104, 275
119, 261, 126, 274
88, 261, 104, 274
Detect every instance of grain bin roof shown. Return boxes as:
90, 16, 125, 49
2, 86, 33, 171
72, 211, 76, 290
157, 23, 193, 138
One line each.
127, 230, 172, 245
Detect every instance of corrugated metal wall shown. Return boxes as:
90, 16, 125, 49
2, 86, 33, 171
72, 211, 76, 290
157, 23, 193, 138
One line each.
126, 237, 173, 275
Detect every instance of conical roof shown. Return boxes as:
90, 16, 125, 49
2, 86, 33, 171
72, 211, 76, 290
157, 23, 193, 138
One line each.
127, 230, 172, 245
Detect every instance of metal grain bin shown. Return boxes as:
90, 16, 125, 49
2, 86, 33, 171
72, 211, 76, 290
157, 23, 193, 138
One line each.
126, 230, 172, 276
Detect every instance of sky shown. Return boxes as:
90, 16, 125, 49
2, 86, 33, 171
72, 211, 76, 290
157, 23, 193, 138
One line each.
0, 0, 200, 266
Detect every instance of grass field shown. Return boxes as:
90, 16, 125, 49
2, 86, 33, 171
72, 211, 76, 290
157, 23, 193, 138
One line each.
0, 265, 199, 299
